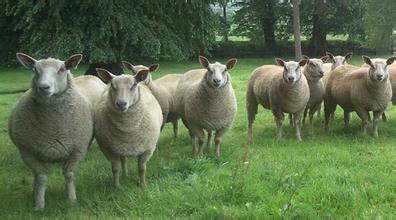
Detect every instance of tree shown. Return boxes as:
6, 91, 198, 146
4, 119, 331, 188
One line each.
2, 0, 217, 67
292, 0, 302, 60
364, 0, 396, 49
232, 0, 291, 49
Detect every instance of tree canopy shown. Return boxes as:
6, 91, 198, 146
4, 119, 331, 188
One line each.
2, 0, 217, 64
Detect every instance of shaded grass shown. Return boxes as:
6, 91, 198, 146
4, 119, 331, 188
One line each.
0, 56, 395, 218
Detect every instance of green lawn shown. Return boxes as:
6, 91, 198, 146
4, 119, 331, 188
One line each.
0, 56, 395, 219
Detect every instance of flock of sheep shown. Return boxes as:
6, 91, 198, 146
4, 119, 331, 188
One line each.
7, 52, 396, 210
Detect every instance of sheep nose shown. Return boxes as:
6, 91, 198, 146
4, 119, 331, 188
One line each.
39, 84, 50, 91
213, 79, 221, 84
319, 71, 324, 77
288, 76, 295, 81
116, 101, 127, 108
376, 75, 383, 80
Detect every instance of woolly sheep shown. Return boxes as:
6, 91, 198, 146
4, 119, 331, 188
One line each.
74, 75, 106, 109
94, 68, 162, 188
300, 55, 327, 134
324, 56, 396, 137
175, 56, 237, 156
122, 61, 182, 137
9, 53, 93, 210
361, 58, 395, 122
320, 52, 353, 118
247, 58, 309, 142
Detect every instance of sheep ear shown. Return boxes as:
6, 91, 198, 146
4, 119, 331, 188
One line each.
344, 52, 353, 61
135, 69, 149, 83
386, 56, 396, 66
275, 58, 285, 67
226, 58, 237, 70
96, 68, 115, 82
302, 55, 310, 60
65, 54, 82, 70
363, 55, 374, 68
320, 56, 328, 62
122, 61, 134, 71
299, 59, 308, 66
16, 52, 37, 69
326, 52, 335, 62
148, 64, 159, 72
199, 56, 210, 69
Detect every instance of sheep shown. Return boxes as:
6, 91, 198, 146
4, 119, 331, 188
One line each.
9, 53, 93, 210
94, 68, 162, 188
74, 75, 106, 109
320, 52, 353, 118
324, 55, 396, 137
175, 56, 237, 157
122, 61, 182, 138
247, 58, 309, 142
361, 58, 395, 122
299, 55, 327, 134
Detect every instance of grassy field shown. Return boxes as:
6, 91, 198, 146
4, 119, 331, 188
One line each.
0, 55, 395, 219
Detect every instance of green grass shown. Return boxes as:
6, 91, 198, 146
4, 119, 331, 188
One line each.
0, 56, 395, 219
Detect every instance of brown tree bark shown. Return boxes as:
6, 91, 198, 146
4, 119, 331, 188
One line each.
292, 0, 302, 60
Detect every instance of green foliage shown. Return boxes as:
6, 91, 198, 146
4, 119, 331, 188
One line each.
364, 0, 396, 48
0, 57, 396, 218
2, 0, 217, 63
232, 0, 292, 44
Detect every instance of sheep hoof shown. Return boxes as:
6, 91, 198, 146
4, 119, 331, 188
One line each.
34, 206, 44, 212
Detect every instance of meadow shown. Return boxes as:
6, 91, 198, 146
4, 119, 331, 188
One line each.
0, 56, 395, 219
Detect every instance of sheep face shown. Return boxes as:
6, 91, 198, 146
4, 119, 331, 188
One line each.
364, 56, 396, 82
306, 59, 325, 80
326, 52, 353, 70
199, 56, 237, 88
276, 58, 308, 84
122, 61, 159, 85
96, 68, 150, 112
16, 53, 82, 98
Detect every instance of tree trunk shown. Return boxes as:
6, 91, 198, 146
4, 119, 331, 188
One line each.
223, 5, 228, 42
292, 0, 302, 60
261, 1, 276, 51
311, 0, 327, 55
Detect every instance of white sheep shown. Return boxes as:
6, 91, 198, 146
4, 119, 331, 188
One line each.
300, 55, 327, 134
94, 68, 162, 188
74, 75, 106, 109
247, 58, 309, 142
122, 61, 182, 137
9, 53, 93, 210
175, 56, 237, 157
324, 56, 396, 137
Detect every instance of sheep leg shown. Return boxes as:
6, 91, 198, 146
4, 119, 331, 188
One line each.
381, 112, 387, 122
373, 111, 381, 137
324, 100, 336, 131
293, 111, 303, 141
19, 149, 48, 210
302, 107, 309, 127
317, 104, 322, 118
172, 120, 179, 138
289, 114, 294, 127
189, 124, 205, 155
62, 152, 85, 204
344, 111, 351, 129
273, 111, 284, 139
121, 156, 128, 177
215, 128, 229, 158
355, 108, 370, 134
206, 129, 213, 150
138, 150, 154, 188
309, 109, 315, 135
246, 95, 258, 144
111, 158, 122, 188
